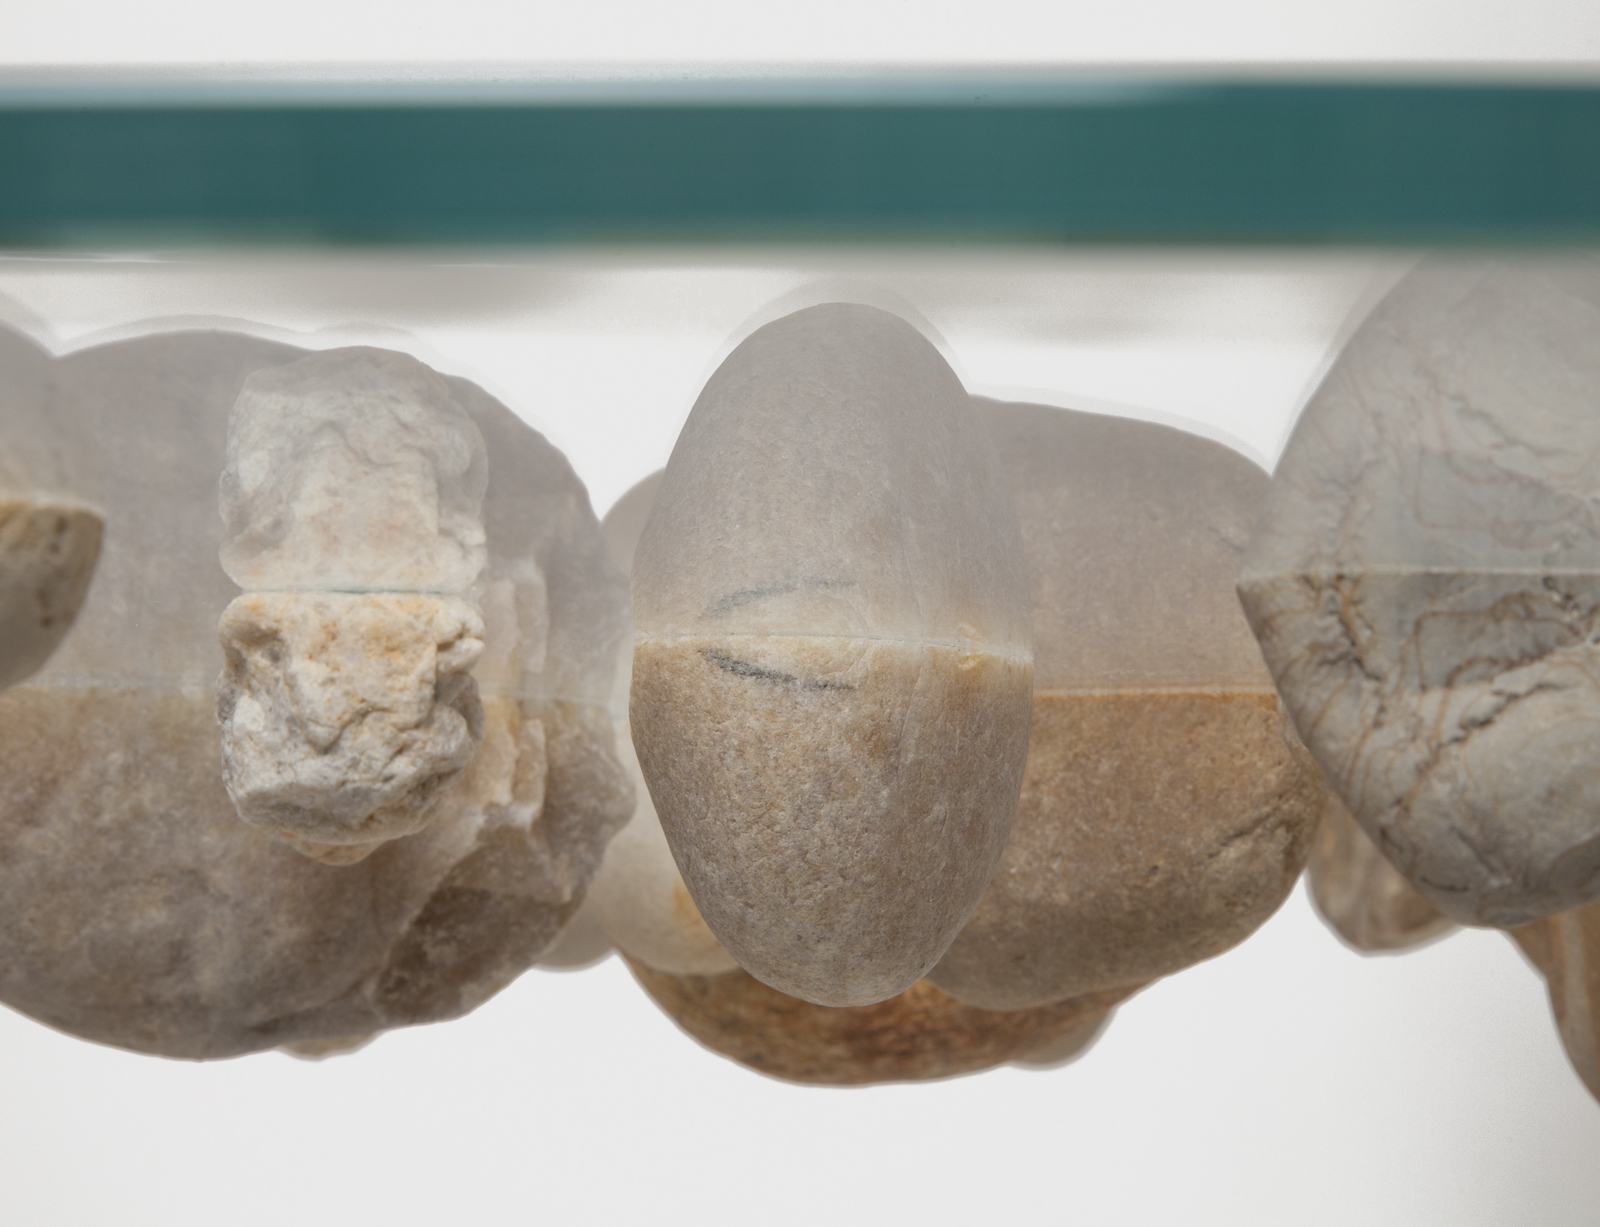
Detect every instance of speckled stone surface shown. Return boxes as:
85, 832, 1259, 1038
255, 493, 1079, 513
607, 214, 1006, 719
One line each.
1511, 899, 1600, 1105
588, 471, 737, 977
0, 329, 632, 1059
631, 305, 1033, 1007
625, 955, 1134, 1086
0, 326, 102, 690
1308, 793, 1457, 954
1239, 261, 1600, 927
928, 401, 1323, 1011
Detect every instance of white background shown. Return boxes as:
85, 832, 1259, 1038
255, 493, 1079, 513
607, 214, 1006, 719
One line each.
2, 6, 1600, 1226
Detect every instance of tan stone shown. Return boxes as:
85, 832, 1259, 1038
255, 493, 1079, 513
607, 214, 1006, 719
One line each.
0, 329, 632, 1058
1510, 900, 1600, 1104
0, 498, 102, 691
928, 401, 1323, 1011
625, 955, 1134, 1086
631, 305, 1033, 1007
1308, 792, 1457, 954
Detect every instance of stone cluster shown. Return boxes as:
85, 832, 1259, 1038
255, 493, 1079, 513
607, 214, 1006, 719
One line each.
0, 328, 631, 1059
629, 304, 1034, 1008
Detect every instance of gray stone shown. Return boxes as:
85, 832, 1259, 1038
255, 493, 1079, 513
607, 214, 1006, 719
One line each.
630, 304, 1033, 1007
1239, 261, 1600, 927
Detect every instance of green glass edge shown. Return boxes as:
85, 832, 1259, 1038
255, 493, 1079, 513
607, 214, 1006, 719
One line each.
1, 82, 1598, 246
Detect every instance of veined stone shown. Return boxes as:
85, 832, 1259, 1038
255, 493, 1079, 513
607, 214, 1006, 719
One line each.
928, 401, 1324, 1011
1238, 261, 1600, 927
630, 304, 1034, 1007
1510, 900, 1600, 1105
0, 330, 631, 1059
0, 327, 103, 690
1307, 792, 1457, 954
625, 955, 1134, 1086
588, 471, 737, 977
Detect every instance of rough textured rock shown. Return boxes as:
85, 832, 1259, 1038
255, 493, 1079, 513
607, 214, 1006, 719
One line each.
1308, 792, 1457, 954
929, 401, 1324, 1011
626, 955, 1134, 1086
589, 471, 738, 977
631, 305, 1034, 1007
217, 592, 486, 862
0, 329, 631, 1059
216, 349, 492, 860
0, 327, 102, 689
1238, 261, 1600, 927
1511, 900, 1600, 1105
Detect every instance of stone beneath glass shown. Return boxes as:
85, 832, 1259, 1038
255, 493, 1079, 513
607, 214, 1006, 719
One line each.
0, 327, 103, 690
625, 955, 1134, 1086
928, 402, 1323, 1011
1239, 261, 1600, 927
630, 304, 1033, 1008
1510, 900, 1600, 1105
1307, 793, 1457, 954
0, 328, 632, 1059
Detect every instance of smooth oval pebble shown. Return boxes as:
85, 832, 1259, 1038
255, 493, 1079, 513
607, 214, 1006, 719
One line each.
1307, 792, 1457, 954
625, 955, 1133, 1086
588, 471, 738, 977
1238, 260, 1600, 927
0, 327, 103, 690
0, 327, 632, 1059
1510, 900, 1600, 1105
631, 304, 1034, 1007
928, 400, 1324, 1011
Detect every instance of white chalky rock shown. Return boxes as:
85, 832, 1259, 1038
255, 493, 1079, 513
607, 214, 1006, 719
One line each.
1239, 261, 1600, 927
0, 329, 632, 1059
631, 304, 1034, 1007
216, 349, 491, 861
0, 328, 103, 690
588, 472, 739, 977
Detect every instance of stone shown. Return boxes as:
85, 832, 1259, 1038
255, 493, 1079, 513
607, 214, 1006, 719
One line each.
928, 401, 1324, 1011
534, 895, 614, 970
1009, 1013, 1112, 1070
1238, 261, 1600, 928
1510, 899, 1600, 1105
0, 328, 632, 1059
1307, 792, 1457, 954
217, 592, 486, 862
625, 955, 1135, 1086
0, 327, 103, 690
630, 304, 1034, 1007
587, 471, 739, 977
216, 349, 492, 861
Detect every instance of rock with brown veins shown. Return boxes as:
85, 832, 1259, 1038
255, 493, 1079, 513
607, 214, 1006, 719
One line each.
0, 330, 631, 1059
927, 401, 1324, 1012
588, 471, 738, 977
630, 305, 1034, 1007
0, 327, 103, 690
1308, 792, 1458, 954
1238, 261, 1600, 928
626, 955, 1135, 1086
1510, 900, 1600, 1104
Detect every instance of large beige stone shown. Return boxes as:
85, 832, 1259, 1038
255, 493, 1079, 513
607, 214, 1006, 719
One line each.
0, 327, 102, 690
631, 304, 1034, 1007
0, 329, 632, 1059
625, 955, 1134, 1086
928, 401, 1323, 1011
1239, 261, 1600, 927
587, 471, 736, 977
1510, 900, 1600, 1105
1307, 793, 1457, 954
